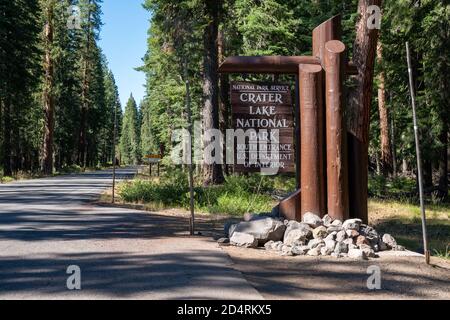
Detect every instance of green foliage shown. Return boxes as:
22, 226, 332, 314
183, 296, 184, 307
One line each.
100, 69, 122, 164
0, 0, 41, 175
371, 0, 449, 189
140, 0, 359, 161
120, 95, 141, 164
140, 100, 153, 156
119, 170, 278, 215
368, 174, 417, 199
0, 0, 121, 174
0, 176, 15, 184
210, 192, 272, 215
234, 0, 300, 55
58, 164, 83, 174
434, 246, 449, 260
140, 0, 203, 159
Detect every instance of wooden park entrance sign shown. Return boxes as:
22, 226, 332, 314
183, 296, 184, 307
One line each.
231, 81, 295, 173
220, 15, 359, 223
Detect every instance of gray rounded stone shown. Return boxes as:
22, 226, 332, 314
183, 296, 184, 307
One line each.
308, 238, 325, 249
321, 246, 334, 256
284, 221, 312, 242
230, 232, 258, 248
342, 218, 362, 231
292, 245, 309, 256
324, 232, 337, 241
284, 227, 311, 246
331, 219, 343, 227
325, 239, 336, 251
348, 248, 368, 260
322, 214, 333, 227
264, 240, 275, 250
302, 212, 323, 228
313, 226, 328, 239
382, 233, 397, 249
307, 246, 323, 256
336, 230, 347, 242
334, 241, 349, 254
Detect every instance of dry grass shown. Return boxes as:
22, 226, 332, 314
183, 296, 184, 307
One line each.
369, 199, 450, 258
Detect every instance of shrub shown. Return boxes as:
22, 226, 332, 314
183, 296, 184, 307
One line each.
0, 176, 14, 184
208, 192, 273, 215
59, 165, 83, 174
118, 171, 278, 215
368, 174, 416, 199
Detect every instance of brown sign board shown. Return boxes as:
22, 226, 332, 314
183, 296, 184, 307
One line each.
231, 81, 295, 173
145, 154, 162, 159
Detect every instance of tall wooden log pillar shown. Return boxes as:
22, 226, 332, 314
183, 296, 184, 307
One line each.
299, 64, 326, 218
324, 40, 349, 221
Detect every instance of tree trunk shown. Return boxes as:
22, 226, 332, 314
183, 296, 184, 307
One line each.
435, 63, 448, 201
78, 1, 91, 168
218, 29, 230, 176
437, 43, 449, 201
402, 159, 408, 175
202, 0, 224, 185
390, 98, 397, 176
422, 159, 433, 190
347, 0, 382, 223
437, 121, 448, 201
377, 42, 392, 176
41, 2, 55, 175
2, 98, 12, 176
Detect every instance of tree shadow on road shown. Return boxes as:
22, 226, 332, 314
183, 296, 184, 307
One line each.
224, 248, 450, 300
0, 250, 258, 299
0, 205, 229, 241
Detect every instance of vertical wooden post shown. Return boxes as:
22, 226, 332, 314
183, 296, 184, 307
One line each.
299, 64, 326, 218
295, 75, 301, 191
312, 15, 342, 62
310, 14, 343, 219
324, 40, 349, 221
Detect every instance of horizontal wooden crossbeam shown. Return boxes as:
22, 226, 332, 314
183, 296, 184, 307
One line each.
218, 56, 320, 74
218, 56, 358, 75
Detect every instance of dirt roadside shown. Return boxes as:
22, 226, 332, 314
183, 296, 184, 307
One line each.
94, 200, 450, 300
222, 246, 450, 300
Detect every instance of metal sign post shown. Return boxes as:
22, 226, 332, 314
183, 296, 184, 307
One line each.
112, 100, 117, 204
406, 42, 430, 264
144, 155, 162, 179
183, 60, 195, 236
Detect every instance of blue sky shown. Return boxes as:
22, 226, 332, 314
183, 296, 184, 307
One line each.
99, 1, 150, 108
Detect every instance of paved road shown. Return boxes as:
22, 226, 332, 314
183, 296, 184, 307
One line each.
0, 168, 262, 300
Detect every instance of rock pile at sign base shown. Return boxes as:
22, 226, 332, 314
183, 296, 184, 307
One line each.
223, 213, 405, 260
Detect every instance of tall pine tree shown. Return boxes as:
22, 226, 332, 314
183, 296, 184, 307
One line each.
120, 94, 140, 165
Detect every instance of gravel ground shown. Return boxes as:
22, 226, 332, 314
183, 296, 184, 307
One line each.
222, 245, 450, 300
